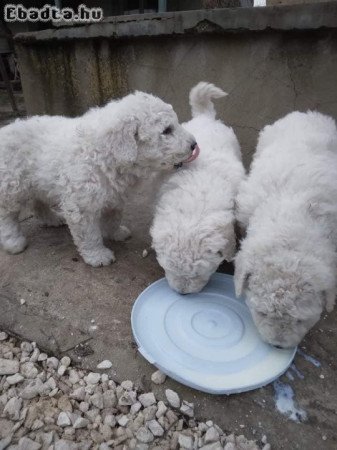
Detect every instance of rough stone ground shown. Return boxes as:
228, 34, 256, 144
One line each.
0, 97, 336, 450
0, 331, 266, 450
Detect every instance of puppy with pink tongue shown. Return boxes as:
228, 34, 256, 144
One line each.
151, 82, 245, 294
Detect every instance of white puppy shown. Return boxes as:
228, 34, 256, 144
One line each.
0, 91, 198, 266
151, 82, 245, 294
235, 111, 337, 348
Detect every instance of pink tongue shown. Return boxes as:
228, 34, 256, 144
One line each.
184, 145, 200, 163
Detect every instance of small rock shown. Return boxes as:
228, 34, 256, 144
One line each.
49, 387, 58, 397
261, 436, 267, 445
97, 360, 112, 370
143, 405, 157, 422
119, 390, 137, 406
7, 373, 24, 385
147, 419, 164, 437
70, 387, 86, 401
20, 298, 26, 305
55, 439, 77, 450
4, 397, 22, 420
21, 342, 33, 353
73, 417, 89, 429
201, 443, 223, 450
166, 410, 178, 428
165, 389, 180, 408
103, 390, 117, 408
57, 412, 71, 427
20, 378, 43, 399
198, 422, 208, 432
180, 400, 194, 418
68, 369, 80, 385
30, 348, 40, 363
57, 365, 67, 376
99, 445, 110, 450
85, 372, 101, 384
104, 414, 116, 427
60, 356, 71, 367
262, 445, 271, 450
20, 362, 38, 379
46, 357, 59, 370
90, 392, 104, 409
151, 370, 166, 385
205, 427, 220, 444
142, 249, 148, 258
118, 415, 129, 427
18, 437, 41, 450
130, 401, 142, 415
136, 427, 154, 444
156, 401, 167, 419
57, 395, 73, 412
0, 358, 19, 375
79, 401, 89, 413
178, 434, 193, 450
99, 423, 113, 440
31, 419, 44, 430
0, 332, 8, 341
121, 380, 133, 390
176, 418, 184, 431
37, 353, 48, 362
101, 373, 109, 383
139, 392, 156, 408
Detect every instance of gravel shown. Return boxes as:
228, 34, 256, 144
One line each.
151, 370, 167, 385
165, 388, 181, 408
0, 331, 267, 450
96, 360, 113, 370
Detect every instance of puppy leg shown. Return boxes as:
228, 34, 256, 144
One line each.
101, 209, 131, 242
34, 200, 65, 227
66, 212, 115, 267
0, 208, 27, 254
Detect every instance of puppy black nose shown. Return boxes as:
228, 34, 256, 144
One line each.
274, 345, 283, 349
191, 142, 197, 151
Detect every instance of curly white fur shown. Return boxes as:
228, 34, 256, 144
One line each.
151, 82, 245, 294
235, 111, 337, 348
0, 91, 196, 266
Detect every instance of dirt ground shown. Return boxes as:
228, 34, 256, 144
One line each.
0, 171, 336, 450
0, 90, 336, 449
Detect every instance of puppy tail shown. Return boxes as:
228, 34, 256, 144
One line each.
189, 82, 227, 119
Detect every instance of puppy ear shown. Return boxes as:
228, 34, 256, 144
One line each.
110, 118, 139, 165
323, 288, 336, 312
234, 250, 251, 298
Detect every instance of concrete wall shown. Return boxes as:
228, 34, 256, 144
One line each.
15, 2, 337, 167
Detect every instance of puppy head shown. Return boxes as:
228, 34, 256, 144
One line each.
81, 92, 197, 170
151, 213, 236, 294
132, 92, 198, 170
234, 248, 335, 348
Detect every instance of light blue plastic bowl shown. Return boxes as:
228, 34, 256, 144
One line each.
131, 273, 296, 395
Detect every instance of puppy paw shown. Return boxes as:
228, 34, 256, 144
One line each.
3, 236, 28, 254
113, 225, 131, 242
82, 247, 116, 267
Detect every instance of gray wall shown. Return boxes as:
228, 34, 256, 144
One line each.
15, 3, 337, 167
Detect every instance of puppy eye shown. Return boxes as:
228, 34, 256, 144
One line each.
217, 250, 223, 258
163, 126, 173, 135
